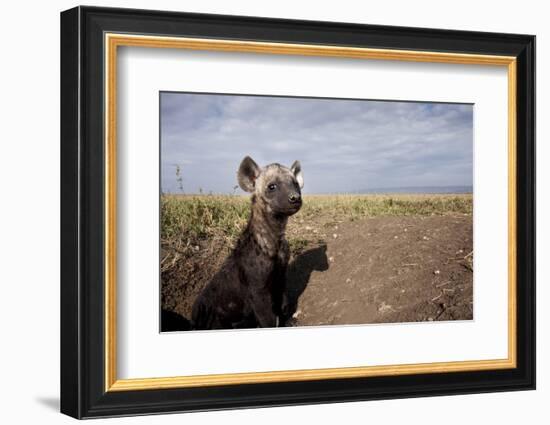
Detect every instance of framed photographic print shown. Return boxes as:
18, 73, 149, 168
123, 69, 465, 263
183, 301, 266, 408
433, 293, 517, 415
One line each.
60, 6, 535, 419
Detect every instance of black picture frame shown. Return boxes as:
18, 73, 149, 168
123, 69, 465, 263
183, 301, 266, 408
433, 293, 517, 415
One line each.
60, 5, 535, 419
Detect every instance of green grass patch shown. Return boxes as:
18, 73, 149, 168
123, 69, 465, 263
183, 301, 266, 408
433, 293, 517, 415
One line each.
161, 193, 472, 250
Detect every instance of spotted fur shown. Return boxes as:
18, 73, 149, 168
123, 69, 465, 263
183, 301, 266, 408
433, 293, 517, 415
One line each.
191, 156, 303, 330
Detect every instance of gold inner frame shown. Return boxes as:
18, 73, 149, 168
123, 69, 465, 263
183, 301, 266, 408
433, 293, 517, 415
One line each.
104, 33, 517, 392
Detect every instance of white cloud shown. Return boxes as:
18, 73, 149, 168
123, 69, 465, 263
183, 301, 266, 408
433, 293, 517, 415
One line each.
161, 92, 473, 194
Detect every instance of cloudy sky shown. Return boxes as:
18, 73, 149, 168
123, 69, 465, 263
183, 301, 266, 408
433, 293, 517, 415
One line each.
160, 92, 473, 194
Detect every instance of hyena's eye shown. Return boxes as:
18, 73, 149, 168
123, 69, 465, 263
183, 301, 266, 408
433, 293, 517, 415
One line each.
267, 183, 277, 191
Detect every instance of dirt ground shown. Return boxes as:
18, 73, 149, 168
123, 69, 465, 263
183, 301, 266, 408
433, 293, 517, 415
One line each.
287, 215, 473, 326
161, 213, 473, 330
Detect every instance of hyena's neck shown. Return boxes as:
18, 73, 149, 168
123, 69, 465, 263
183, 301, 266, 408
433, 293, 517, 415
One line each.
246, 196, 288, 256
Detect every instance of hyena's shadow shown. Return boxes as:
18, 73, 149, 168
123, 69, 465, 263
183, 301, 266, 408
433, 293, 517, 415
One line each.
284, 244, 329, 320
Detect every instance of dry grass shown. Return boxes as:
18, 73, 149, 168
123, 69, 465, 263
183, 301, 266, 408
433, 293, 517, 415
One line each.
161, 193, 472, 266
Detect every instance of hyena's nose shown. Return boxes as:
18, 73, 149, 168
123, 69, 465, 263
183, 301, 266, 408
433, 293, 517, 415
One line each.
288, 193, 301, 204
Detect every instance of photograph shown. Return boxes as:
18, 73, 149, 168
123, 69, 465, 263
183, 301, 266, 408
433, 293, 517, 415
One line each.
159, 92, 474, 332
58, 5, 535, 419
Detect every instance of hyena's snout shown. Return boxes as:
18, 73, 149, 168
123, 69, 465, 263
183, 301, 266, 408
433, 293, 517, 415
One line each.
280, 177, 302, 214
288, 191, 301, 204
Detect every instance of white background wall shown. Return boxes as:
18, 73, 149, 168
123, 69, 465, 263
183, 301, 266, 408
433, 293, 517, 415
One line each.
0, 1, 545, 424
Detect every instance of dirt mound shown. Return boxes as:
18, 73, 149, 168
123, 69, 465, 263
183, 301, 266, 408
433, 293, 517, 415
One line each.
161, 214, 473, 330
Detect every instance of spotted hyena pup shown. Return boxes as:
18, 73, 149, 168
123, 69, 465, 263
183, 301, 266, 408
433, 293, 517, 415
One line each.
191, 156, 304, 330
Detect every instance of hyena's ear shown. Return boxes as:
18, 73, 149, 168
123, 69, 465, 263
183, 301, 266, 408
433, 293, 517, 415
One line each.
238, 156, 261, 192
291, 160, 304, 189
